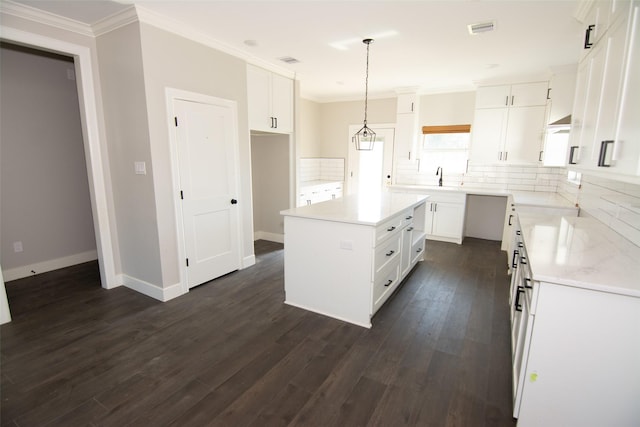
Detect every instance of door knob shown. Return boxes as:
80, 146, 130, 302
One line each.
231, 199, 238, 204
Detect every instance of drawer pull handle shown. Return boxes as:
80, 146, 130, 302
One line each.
524, 278, 533, 289
518, 242, 524, 248
515, 286, 524, 312
405, 215, 413, 220
407, 227, 414, 232
385, 279, 393, 287
387, 226, 396, 232
508, 214, 514, 226
386, 250, 395, 257
520, 257, 527, 265
416, 247, 422, 253
512, 250, 519, 269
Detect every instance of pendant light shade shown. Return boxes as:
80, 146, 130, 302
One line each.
354, 39, 376, 151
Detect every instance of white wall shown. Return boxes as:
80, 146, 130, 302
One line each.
299, 98, 321, 158
419, 91, 476, 126
251, 134, 290, 240
0, 44, 97, 277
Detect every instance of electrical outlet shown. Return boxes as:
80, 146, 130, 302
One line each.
13, 241, 23, 253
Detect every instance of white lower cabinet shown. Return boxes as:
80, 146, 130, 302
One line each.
298, 181, 343, 206
510, 216, 640, 426
424, 193, 466, 244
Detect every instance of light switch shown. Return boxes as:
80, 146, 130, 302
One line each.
134, 161, 146, 175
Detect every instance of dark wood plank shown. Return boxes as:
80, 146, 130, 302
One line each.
0, 239, 516, 427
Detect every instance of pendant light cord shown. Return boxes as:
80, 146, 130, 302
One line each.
363, 39, 372, 126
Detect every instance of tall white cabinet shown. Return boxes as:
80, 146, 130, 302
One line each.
570, 0, 640, 178
470, 82, 549, 164
247, 64, 293, 133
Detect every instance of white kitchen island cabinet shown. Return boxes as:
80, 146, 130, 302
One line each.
281, 193, 428, 328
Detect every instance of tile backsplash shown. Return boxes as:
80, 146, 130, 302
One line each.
570, 174, 640, 247
395, 160, 565, 192
300, 158, 344, 182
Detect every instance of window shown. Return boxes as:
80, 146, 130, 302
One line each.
420, 125, 471, 174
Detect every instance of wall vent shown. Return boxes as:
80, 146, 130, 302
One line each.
468, 21, 496, 35
278, 56, 300, 64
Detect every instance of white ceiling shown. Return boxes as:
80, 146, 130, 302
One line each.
8, 0, 584, 102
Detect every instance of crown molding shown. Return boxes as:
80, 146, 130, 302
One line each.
134, 5, 295, 80
92, 6, 138, 37
0, 0, 93, 37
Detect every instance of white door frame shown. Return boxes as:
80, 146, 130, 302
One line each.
165, 88, 244, 295
0, 27, 117, 290
347, 123, 396, 195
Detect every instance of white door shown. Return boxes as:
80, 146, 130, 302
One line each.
347, 126, 395, 196
174, 98, 241, 289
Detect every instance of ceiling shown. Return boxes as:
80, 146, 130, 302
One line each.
7, 0, 584, 102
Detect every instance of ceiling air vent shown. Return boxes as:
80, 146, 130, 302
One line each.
278, 56, 300, 64
468, 21, 496, 35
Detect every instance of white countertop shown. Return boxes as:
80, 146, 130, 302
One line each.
281, 193, 428, 226
518, 213, 640, 298
390, 185, 576, 209
300, 180, 342, 188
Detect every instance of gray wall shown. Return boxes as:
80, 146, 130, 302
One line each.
251, 134, 290, 237
96, 22, 162, 286
0, 44, 96, 271
138, 22, 255, 287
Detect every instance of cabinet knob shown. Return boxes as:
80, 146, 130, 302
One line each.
230, 199, 238, 205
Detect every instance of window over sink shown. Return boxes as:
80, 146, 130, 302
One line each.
420, 125, 471, 174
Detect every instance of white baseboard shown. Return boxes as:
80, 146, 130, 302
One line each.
2, 250, 98, 282
243, 254, 256, 268
119, 274, 185, 302
254, 231, 284, 243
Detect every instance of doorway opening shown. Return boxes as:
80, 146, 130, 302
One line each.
250, 132, 291, 244
347, 125, 395, 196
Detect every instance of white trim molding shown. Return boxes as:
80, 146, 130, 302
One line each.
119, 274, 185, 302
0, 0, 93, 36
254, 231, 284, 244
2, 250, 98, 282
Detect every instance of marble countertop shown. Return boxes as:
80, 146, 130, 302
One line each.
518, 213, 640, 298
281, 193, 428, 226
389, 185, 576, 210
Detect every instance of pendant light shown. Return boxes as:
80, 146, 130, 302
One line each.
354, 38, 376, 151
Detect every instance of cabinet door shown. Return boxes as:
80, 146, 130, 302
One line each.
425, 203, 435, 234
475, 85, 511, 108
470, 108, 508, 163
579, 42, 608, 167
271, 73, 293, 133
247, 65, 272, 132
400, 225, 413, 277
611, 3, 640, 175
510, 82, 550, 107
431, 202, 464, 239
504, 106, 547, 164
394, 113, 418, 161
397, 93, 418, 114
568, 58, 592, 163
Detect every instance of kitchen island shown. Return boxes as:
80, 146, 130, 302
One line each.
281, 193, 428, 327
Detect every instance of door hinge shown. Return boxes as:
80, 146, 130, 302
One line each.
186, 258, 189, 267
180, 190, 184, 200
174, 116, 178, 126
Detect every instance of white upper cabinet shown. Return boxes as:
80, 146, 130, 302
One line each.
476, 82, 549, 109
394, 92, 420, 161
570, 0, 640, 178
247, 65, 293, 133
471, 81, 549, 164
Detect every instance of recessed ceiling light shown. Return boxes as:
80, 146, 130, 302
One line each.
244, 39, 258, 47
468, 21, 496, 35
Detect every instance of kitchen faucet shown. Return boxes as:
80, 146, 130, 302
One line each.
436, 166, 443, 187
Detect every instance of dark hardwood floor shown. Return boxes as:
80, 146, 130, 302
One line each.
1, 238, 515, 427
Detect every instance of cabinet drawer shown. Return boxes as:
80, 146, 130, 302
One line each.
372, 260, 400, 313
401, 209, 414, 228
374, 234, 401, 275
375, 214, 403, 245
411, 235, 426, 264
428, 192, 466, 204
